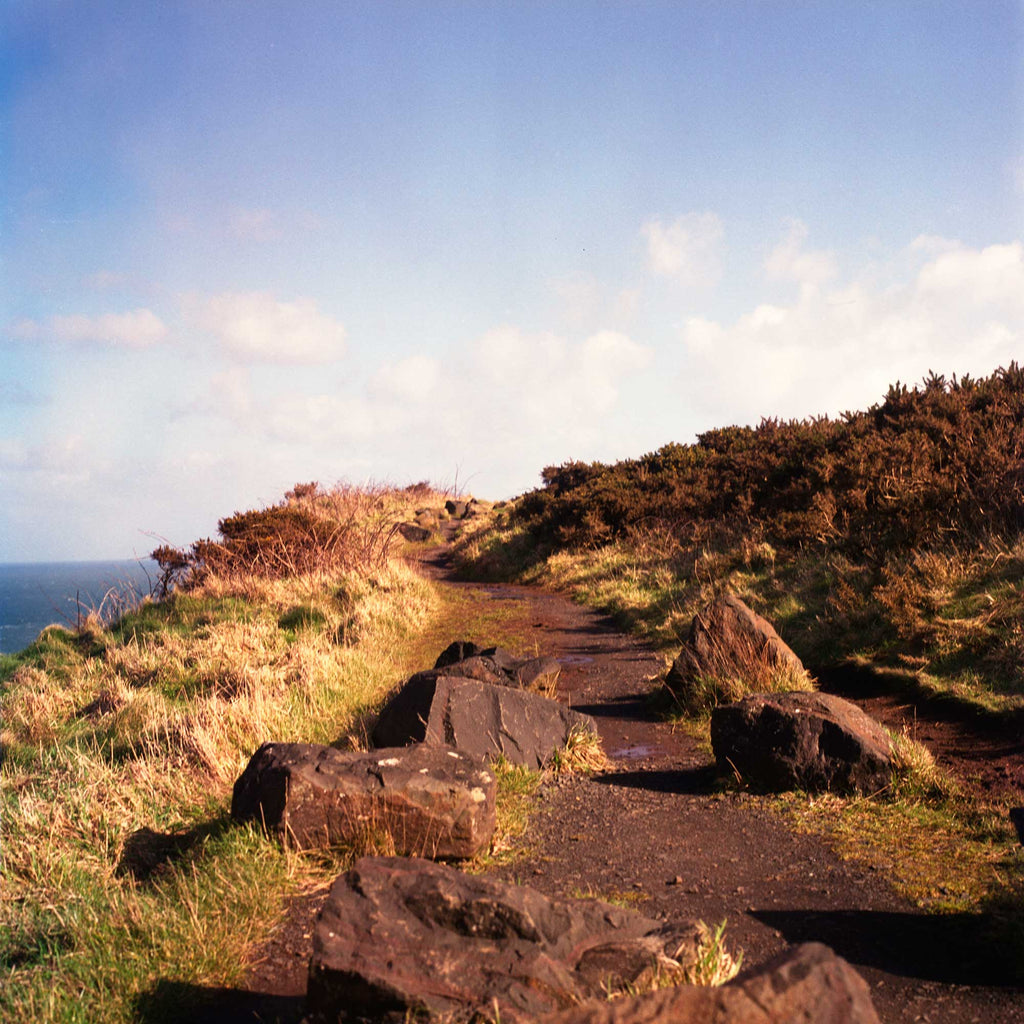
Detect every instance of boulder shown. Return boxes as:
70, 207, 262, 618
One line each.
667, 593, 807, 696
230, 742, 495, 859
371, 671, 596, 769
445, 499, 469, 518
414, 509, 440, 530
398, 522, 432, 542
307, 856, 706, 1023
539, 942, 880, 1024
434, 641, 562, 692
711, 692, 894, 795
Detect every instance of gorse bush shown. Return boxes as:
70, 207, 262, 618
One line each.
152, 482, 403, 593
514, 365, 1024, 558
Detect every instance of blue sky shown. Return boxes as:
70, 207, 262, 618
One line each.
2, 1, 1022, 560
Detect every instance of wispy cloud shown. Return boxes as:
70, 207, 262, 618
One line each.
680, 236, 1024, 422
642, 212, 724, 287
763, 218, 837, 290
11, 309, 169, 348
189, 291, 347, 364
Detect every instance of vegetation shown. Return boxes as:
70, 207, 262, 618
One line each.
0, 481, 526, 1023
453, 365, 1024, 977
456, 366, 1024, 717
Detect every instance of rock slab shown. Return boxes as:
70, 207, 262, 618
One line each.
371, 671, 595, 769
667, 593, 807, 693
435, 640, 561, 691
538, 942, 880, 1023
307, 855, 705, 1023
230, 742, 496, 859
711, 691, 894, 795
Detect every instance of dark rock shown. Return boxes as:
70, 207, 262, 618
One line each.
435, 640, 485, 668
711, 691, 894, 795
231, 742, 495, 859
398, 522, 432, 542
515, 655, 562, 692
434, 642, 561, 692
371, 672, 597, 769
539, 942, 880, 1023
667, 593, 807, 697
445, 499, 469, 518
306, 856, 704, 1023
1010, 807, 1024, 845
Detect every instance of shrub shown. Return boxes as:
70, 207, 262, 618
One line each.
152, 483, 403, 589
511, 365, 1024, 561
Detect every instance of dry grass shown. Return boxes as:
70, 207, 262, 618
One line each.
608, 920, 741, 998
0, 485, 452, 1023
547, 725, 610, 774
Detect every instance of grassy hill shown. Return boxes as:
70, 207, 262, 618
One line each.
458, 364, 1024, 717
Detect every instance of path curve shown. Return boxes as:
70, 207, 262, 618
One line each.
232, 547, 1023, 1024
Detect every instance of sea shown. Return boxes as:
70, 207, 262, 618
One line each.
0, 559, 160, 655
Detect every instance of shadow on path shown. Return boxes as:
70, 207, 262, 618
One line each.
134, 980, 304, 1024
751, 908, 1024, 988
594, 765, 721, 795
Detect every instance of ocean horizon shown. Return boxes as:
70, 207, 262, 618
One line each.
0, 559, 160, 655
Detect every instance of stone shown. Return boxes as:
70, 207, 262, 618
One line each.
230, 742, 495, 859
434, 642, 562, 692
538, 942, 880, 1023
371, 671, 597, 769
307, 856, 705, 1024
398, 522, 432, 542
445, 499, 469, 518
435, 640, 486, 667
711, 691, 894, 795
667, 593, 807, 696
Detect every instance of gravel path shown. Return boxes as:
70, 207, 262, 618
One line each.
184, 551, 1023, 1023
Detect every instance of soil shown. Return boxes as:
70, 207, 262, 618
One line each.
166, 544, 1024, 1024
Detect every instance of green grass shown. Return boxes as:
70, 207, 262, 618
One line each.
0, 552, 443, 1023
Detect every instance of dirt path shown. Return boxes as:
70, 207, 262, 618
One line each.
205, 549, 1023, 1023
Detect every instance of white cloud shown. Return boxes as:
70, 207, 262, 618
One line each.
642, 212, 724, 287
250, 325, 653, 490
679, 237, 1024, 423
192, 291, 347, 364
763, 219, 837, 290
370, 355, 441, 401
12, 309, 168, 348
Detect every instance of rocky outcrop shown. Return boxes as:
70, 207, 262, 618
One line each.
539, 942, 880, 1023
371, 671, 594, 769
434, 640, 561, 692
230, 742, 496, 859
710, 692, 894, 795
667, 594, 808, 698
307, 855, 706, 1023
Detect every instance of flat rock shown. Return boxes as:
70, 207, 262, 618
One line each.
711, 691, 894, 794
434, 641, 562, 691
230, 742, 495, 859
307, 855, 705, 1023
539, 942, 880, 1023
667, 593, 807, 697
371, 671, 595, 769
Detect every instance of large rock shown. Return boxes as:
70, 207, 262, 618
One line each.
539, 942, 880, 1023
307, 856, 706, 1023
230, 742, 495, 859
371, 671, 593, 769
398, 522, 432, 542
711, 692, 894, 795
435, 640, 561, 692
667, 593, 807, 697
